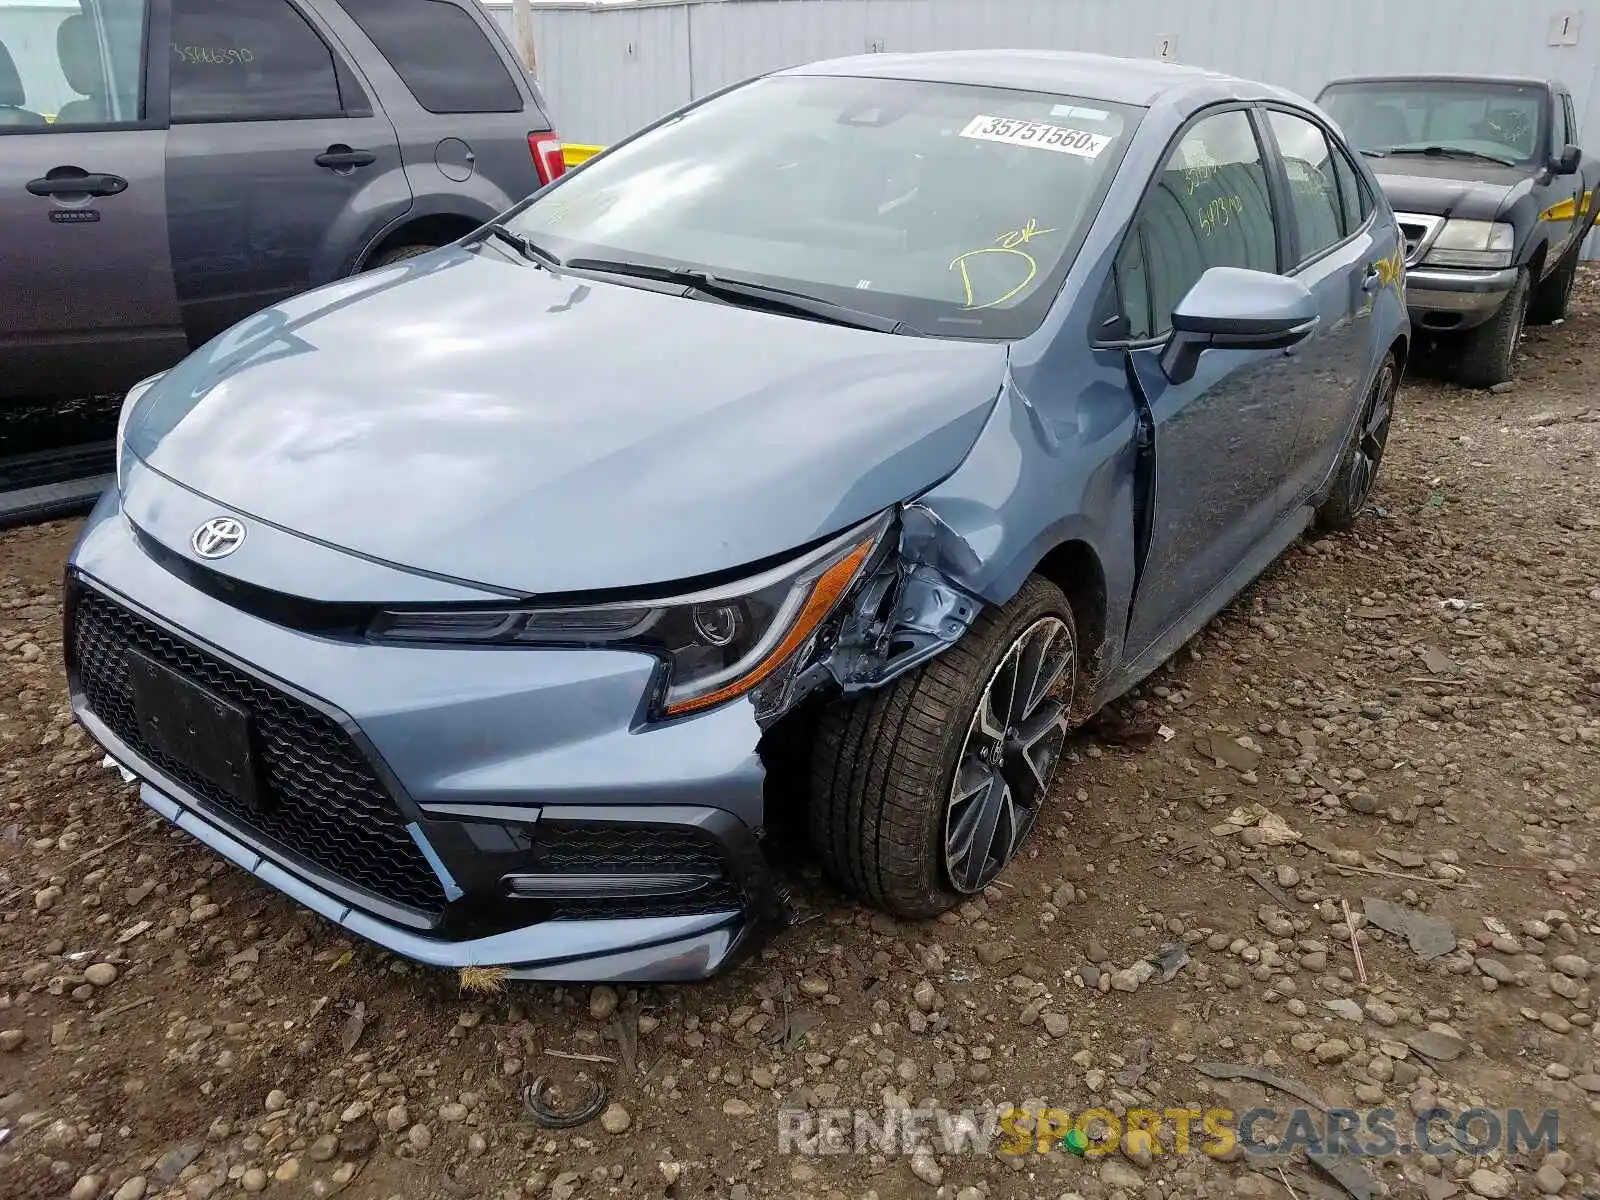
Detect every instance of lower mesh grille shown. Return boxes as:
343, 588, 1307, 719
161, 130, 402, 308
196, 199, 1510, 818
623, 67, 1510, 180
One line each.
534, 824, 743, 919
70, 582, 444, 918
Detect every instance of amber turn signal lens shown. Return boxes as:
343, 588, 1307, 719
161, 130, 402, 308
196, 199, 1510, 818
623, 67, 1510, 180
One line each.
663, 538, 876, 717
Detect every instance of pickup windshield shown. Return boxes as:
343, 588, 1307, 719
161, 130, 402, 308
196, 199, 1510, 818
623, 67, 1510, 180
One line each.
504, 74, 1139, 339
1319, 80, 1547, 167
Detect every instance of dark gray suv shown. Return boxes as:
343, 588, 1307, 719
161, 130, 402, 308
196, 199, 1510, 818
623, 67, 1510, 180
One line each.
0, 0, 565, 401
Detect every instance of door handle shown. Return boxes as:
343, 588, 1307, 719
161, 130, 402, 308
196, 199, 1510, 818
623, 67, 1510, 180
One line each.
26, 168, 128, 198
315, 146, 377, 171
1360, 267, 1384, 293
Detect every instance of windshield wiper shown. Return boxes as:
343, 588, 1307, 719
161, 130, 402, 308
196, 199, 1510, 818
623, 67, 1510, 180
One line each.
1387, 145, 1519, 167
483, 224, 563, 269
1357, 147, 1389, 158
564, 257, 907, 334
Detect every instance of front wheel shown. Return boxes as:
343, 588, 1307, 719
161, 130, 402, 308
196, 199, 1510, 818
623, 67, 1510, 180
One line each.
809, 576, 1077, 918
1528, 246, 1580, 325
1454, 268, 1528, 389
1316, 352, 1399, 533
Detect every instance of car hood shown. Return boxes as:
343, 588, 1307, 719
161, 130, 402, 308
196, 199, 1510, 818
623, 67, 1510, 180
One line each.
1368, 158, 1532, 220
126, 246, 1008, 596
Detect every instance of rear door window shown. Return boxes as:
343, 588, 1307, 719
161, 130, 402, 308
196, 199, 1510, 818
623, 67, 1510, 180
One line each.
1328, 143, 1369, 236
0, 0, 148, 126
170, 0, 344, 121
1267, 110, 1346, 264
338, 0, 521, 114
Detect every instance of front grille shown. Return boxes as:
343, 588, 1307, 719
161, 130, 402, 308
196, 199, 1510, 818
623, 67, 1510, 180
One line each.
534, 824, 743, 920
70, 584, 444, 917
1395, 212, 1444, 266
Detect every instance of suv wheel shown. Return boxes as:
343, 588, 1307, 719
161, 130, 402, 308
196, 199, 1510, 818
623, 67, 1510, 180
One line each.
367, 244, 436, 270
1316, 353, 1398, 532
1455, 267, 1528, 389
1528, 247, 1580, 325
809, 576, 1076, 918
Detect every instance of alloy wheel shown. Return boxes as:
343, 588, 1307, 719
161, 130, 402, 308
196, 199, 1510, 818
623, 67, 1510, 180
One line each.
1347, 362, 1397, 512
943, 616, 1074, 893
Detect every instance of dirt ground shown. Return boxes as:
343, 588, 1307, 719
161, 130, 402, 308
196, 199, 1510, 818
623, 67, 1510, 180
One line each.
1, 277, 1597, 1200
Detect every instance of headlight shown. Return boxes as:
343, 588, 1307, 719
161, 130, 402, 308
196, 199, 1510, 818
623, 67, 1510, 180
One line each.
1422, 219, 1514, 269
369, 512, 892, 719
114, 372, 166, 492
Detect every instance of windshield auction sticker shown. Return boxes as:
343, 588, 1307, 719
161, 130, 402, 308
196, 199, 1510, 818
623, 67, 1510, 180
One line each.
960, 115, 1112, 158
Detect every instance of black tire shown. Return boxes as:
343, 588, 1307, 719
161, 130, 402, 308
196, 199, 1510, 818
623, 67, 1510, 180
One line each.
366, 244, 436, 270
809, 576, 1077, 918
1316, 352, 1399, 533
1528, 246, 1580, 325
1454, 267, 1528, 389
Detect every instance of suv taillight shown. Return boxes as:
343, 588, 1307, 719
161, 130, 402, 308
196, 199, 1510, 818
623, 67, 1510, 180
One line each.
530, 133, 566, 186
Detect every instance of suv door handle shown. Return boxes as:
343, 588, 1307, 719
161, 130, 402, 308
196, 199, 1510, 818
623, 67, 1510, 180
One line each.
26, 169, 128, 198
315, 146, 377, 171
1360, 267, 1384, 293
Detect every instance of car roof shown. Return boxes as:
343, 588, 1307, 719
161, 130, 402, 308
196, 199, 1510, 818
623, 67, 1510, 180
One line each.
782, 48, 1295, 109
1322, 73, 1559, 92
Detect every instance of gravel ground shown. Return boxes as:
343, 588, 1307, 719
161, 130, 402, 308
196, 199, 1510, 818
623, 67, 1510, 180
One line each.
1, 276, 1597, 1200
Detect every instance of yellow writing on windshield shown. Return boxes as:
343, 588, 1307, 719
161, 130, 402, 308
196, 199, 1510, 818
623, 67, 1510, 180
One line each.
995, 217, 1058, 249
949, 219, 1057, 310
540, 190, 618, 226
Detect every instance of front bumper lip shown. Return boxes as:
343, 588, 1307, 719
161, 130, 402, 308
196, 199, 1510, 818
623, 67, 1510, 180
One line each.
101, 745, 753, 982
1404, 266, 1517, 319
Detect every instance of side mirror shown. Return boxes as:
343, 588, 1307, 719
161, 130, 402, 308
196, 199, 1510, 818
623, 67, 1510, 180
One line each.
1553, 144, 1582, 175
1160, 267, 1319, 385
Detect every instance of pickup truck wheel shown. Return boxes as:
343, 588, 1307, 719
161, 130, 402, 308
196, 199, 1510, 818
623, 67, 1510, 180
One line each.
1454, 267, 1528, 389
809, 577, 1076, 918
1528, 247, 1580, 325
1316, 353, 1398, 533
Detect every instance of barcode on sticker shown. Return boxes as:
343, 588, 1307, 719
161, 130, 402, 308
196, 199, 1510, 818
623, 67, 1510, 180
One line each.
959, 115, 1111, 158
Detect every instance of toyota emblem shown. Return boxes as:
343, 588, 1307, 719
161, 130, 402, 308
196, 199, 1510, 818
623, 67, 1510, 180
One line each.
191, 516, 246, 560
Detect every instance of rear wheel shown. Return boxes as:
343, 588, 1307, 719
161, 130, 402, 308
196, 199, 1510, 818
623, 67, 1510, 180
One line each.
1528, 247, 1580, 325
809, 576, 1076, 918
1454, 267, 1528, 389
1316, 353, 1398, 532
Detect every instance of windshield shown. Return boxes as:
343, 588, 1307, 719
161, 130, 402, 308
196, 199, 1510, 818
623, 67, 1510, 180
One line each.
1319, 80, 1547, 165
505, 74, 1139, 338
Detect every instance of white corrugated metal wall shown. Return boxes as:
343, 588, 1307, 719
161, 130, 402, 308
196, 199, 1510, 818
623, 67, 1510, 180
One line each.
487, 0, 1600, 255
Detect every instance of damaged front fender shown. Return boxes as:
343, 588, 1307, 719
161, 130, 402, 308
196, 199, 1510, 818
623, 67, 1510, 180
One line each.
784, 505, 985, 707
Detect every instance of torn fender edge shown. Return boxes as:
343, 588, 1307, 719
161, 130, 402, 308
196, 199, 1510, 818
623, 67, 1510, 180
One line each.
800, 503, 985, 698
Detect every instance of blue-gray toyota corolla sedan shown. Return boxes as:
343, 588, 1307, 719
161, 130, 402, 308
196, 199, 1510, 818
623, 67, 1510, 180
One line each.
66, 51, 1408, 982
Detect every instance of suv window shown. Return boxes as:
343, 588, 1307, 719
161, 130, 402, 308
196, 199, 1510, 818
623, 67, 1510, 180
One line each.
1114, 109, 1278, 339
338, 0, 521, 114
1267, 110, 1345, 263
0, 0, 147, 128
170, 0, 344, 122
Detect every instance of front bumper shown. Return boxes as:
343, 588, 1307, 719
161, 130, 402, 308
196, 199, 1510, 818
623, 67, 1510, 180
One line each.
1404, 266, 1517, 331
65, 490, 786, 982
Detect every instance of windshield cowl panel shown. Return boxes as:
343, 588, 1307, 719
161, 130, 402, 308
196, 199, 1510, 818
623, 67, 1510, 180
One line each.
507, 75, 1142, 341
